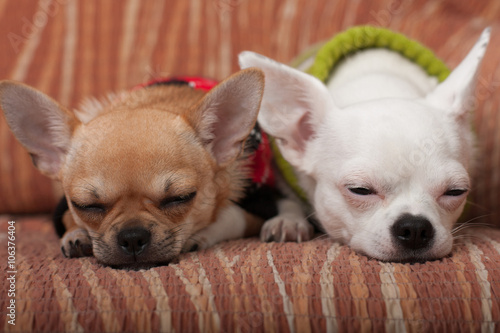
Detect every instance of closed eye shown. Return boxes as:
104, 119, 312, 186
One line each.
71, 201, 106, 214
444, 188, 468, 197
348, 187, 376, 196
160, 191, 197, 209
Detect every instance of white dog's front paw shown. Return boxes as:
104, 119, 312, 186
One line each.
260, 215, 313, 243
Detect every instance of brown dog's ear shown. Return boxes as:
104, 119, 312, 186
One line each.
189, 68, 264, 165
0, 81, 78, 177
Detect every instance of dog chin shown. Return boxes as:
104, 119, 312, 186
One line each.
95, 254, 179, 270
104, 259, 178, 270
92, 242, 182, 270
348, 234, 454, 263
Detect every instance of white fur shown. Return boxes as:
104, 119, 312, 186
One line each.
182, 204, 248, 251
327, 49, 439, 106
239, 28, 490, 261
260, 198, 313, 243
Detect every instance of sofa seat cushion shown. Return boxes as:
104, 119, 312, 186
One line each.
1, 216, 500, 332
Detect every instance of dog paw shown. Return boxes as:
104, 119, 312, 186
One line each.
260, 215, 313, 243
182, 236, 212, 253
60, 228, 93, 258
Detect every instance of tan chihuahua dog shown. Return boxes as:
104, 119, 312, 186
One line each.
0, 68, 265, 268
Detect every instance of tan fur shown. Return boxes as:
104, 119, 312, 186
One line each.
0, 69, 265, 268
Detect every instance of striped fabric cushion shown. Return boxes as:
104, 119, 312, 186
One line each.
1, 216, 500, 331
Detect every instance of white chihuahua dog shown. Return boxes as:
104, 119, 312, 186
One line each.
239, 27, 490, 262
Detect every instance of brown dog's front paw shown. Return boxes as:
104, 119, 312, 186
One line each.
61, 228, 93, 258
182, 238, 205, 253
182, 235, 214, 253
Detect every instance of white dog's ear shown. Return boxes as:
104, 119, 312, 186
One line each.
426, 28, 490, 119
190, 68, 264, 166
239, 51, 335, 168
0, 81, 77, 177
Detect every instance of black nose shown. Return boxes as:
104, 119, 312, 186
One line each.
391, 214, 434, 250
117, 227, 151, 256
